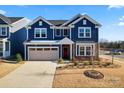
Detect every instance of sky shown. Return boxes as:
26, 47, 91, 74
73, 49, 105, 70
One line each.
0, 5, 124, 41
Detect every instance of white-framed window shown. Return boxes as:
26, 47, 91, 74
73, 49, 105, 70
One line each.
55, 29, 61, 36
86, 46, 91, 56
0, 27, 7, 36
63, 29, 69, 36
35, 28, 40, 38
80, 46, 85, 56
41, 28, 47, 38
34, 28, 47, 38
78, 27, 91, 38
39, 21, 42, 26
76, 45, 92, 56
83, 20, 87, 25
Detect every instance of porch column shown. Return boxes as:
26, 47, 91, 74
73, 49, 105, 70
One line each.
2, 41, 5, 58
70, 27, 71, 39
70, 44, 72, 59
24, 44, 26, 60
60, 44, 62, 58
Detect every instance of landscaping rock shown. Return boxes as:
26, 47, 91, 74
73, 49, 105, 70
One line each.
84, 70, 104, 79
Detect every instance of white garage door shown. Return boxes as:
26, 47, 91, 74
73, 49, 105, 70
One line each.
28, 47, 59, 61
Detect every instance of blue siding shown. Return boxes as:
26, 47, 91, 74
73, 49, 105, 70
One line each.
28, 18, 99, 42
71, 18, 98, 42
28, 19, 53, 40
10, 27, 27, 58
0, 27, 10, 38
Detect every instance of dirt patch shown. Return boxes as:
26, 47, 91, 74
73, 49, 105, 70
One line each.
53, 61, 124, 88
0, 61, 23, 79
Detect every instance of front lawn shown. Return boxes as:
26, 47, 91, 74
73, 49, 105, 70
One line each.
0, 61, 23, 79
53, 60, 124, 88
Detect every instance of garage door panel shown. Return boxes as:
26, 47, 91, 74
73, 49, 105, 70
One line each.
29, 47, 59, 61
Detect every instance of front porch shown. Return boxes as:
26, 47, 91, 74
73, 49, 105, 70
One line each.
0, 38, 10, 58
59, 37, 74, 60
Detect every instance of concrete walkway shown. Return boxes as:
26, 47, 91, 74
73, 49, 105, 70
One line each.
0, 61, 57, 88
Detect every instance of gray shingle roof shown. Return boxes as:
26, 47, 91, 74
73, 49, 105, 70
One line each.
8, 17, 24, 23
48, 20, 68, 26
0, 14, 24, 24
0, 14, 11, 24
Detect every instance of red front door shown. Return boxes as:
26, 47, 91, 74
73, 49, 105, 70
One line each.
64, 47, 68, 58
62, 45, 70, 59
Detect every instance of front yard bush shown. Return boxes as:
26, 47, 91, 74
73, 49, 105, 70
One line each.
83, 61, 90, 65
16, 53, 23, 62
58, 58, 64, 64
102, 62, 112, 67
71, 57, 78, 66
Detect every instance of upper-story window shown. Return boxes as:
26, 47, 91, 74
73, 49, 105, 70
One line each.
35, 28, 40, 37
41, 28, 47, 38
34, 28, 47, 38
55, 29, 61, 36
83, 20, 87, 25
0, 27, 7, 36
39, 21, 43, 26
78, 27, 91, 38
63, 29, 69, 36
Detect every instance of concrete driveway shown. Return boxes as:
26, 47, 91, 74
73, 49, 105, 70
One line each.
0, 61, 57, 88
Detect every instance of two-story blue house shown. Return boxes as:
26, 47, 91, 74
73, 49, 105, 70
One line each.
0, 14, 30, 58
24, 14, 101, 61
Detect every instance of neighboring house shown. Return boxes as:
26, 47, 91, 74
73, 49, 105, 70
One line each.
24, 14, 101, 61
0, 14, 30, 58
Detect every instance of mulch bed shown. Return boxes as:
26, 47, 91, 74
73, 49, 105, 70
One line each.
57, 62, 120, 70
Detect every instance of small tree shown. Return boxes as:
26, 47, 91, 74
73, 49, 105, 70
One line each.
111, 51, 114, 64
91, 46, 94, 70
16, 53, 23, 62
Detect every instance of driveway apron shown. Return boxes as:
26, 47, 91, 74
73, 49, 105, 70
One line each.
0, 61, 57, 88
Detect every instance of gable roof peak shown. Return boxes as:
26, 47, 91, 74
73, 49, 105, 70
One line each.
28, 16, 54, 26
61, 13, 82, 26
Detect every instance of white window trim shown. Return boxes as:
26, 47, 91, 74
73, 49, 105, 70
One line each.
83, 20, 87, 25
78, 27, 91, 38
55, 28, 61, 36
39, 21, 43, 26
0, 27, 7, 36
34, 28, 47, 38
78, 45, 92, 56
76, 43, 94, 56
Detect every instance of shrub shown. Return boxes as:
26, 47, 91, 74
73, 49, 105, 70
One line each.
58, 58, 64, 64
83, 61, 90, 65
102, 62, 112, 67
94, 61, 100, 65
16, 53, 23, 62
89, 61, 93, 65
71, 57, 78, 66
